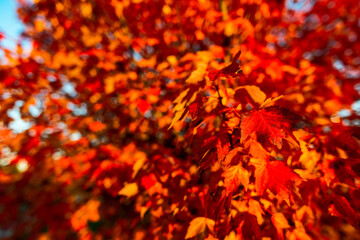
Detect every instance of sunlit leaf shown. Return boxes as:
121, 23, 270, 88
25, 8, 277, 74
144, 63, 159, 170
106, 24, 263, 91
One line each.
185, 217, 215, 239
118, 182, 138, 198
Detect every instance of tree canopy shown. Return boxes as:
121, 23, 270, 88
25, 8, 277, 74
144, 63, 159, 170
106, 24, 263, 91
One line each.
0, 0, 359, 239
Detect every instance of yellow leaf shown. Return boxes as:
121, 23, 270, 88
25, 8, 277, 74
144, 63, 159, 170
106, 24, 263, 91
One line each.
80, 2, 93, 18
185, 217, 215, 239
237, 85, 266, 105
225, 22, 235, 36
219, 83, 229, 106
173, 100, 186, 112
168, 109, 187, 130
289, 229, 312, 240
132, 152, 147, 178
118, 182, 138, 197
167, 55, 178, 66
186, 64, 207, 84
140, 206, 148, 219
173, 89, 190, 104
260, 95, 284, 108
299, 150, 321, 172
248, 199, 264, 225
271, 212, 290, 231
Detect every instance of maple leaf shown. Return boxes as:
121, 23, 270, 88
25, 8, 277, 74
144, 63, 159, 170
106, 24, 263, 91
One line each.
118, 182, 138, 198
248, 199, 264, 225
136, 98, 150, 114
185, 217, 215, 239
186, 63, 207, 84
253, 160, 302, 203
235, 85, 266, 105
246, 138, 269, 160
71, 199, 100, 231
141, 173, 157, 190
222, 164, 249, 195
271, 212, 290, 240
168, 88, 198, 129
222, 147, 243, 166
216, 136, 230, 162
3, 0, 360, 238
241, 106, 297, 149
208, 50, 243, 81
88, 121, 107, 132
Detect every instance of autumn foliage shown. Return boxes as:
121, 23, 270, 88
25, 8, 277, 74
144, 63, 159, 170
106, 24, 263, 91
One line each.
0, 0, 360, 239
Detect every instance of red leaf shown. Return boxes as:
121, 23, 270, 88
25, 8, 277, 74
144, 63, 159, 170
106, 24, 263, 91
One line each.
141, 173, 157, 190
216, 137, 230, 162
208, 50, 243, 81
329, 194, 359, 227
236, 213, 261, 240
241, 107, 295, 149
136, 99, 150, 114
254, 161, 302, 203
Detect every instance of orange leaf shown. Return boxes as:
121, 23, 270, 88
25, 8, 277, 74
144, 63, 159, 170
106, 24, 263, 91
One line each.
248, 199, 264, 225
216, 137, 230, 162
222, 164, 249, 195
71, 199, 100, 230
254, 161, 269, 195
88, 121, 106, 132
271, 212, 290, 230
246, 139, 269, 160
271, 212, 290, 239
223, 147, 242, 166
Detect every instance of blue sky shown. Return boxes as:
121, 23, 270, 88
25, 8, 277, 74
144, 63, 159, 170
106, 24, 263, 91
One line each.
0, 0, 26, 51
0, 0, 33, 132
